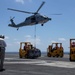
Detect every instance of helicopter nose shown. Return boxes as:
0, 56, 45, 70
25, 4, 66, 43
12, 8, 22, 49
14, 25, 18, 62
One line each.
45, 17, 52, 20
49, 18, 52, 20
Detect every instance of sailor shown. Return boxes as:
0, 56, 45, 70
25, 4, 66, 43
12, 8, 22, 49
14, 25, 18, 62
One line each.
0, 35, 7, 72
24, 43, 28, 51
71, 42, 75, 47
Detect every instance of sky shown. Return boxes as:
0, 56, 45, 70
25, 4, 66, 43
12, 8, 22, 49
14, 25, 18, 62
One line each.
0, 0, 75, 52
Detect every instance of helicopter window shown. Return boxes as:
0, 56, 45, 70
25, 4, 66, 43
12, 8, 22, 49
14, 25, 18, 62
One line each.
43, 15, 48, 18
31, 17, 36, 23
26, 17, 29, 20
40, 16, 43, 18
31, 17, 35, 20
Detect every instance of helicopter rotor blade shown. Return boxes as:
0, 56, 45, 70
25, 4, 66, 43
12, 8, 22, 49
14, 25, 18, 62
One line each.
50, 14, 62, 15
10, 16, 15, 20
7, 8, 34, 14
36, 1, 45, 13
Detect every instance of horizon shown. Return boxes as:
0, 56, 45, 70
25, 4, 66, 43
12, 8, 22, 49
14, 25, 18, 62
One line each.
1, 0, 75, 52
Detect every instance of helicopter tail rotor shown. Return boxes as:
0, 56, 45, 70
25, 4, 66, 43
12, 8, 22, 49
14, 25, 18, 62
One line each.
9, 16, 16, 26
10, 16, 15, 20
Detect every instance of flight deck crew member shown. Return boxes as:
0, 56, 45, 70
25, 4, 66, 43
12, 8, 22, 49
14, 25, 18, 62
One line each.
24, 43, 28, 51
0, 35, 7, 72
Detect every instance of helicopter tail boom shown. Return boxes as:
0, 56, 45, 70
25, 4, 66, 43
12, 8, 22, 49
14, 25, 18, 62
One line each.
8, 24, 17, 28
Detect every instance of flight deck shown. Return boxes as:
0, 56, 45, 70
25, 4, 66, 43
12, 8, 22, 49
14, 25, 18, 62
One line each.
0, 53, 75, 75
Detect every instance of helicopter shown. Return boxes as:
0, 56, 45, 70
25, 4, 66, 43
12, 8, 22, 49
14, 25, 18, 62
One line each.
7, 1, 51, 30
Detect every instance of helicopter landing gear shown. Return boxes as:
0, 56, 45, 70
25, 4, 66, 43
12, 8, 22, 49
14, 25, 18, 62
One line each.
41, 24, 44, 26
17, 28, 19, 30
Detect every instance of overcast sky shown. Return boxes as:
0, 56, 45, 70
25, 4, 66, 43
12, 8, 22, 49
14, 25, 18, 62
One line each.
0, 0, 75, 52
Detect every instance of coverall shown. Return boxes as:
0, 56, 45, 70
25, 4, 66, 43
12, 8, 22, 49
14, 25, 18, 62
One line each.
0, 38, 6, 71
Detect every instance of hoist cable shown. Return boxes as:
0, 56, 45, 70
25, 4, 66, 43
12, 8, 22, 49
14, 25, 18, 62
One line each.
34, 25, 36, 48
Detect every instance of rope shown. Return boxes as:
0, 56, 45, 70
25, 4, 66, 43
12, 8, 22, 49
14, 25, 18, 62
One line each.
34, 25, 36, 48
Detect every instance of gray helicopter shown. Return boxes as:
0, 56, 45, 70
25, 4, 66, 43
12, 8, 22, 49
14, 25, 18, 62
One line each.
8, 2, 51, 30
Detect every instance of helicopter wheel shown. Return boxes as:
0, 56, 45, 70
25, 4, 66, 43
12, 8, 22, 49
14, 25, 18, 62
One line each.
41, 24, 44, 26
17, 28, 19, 30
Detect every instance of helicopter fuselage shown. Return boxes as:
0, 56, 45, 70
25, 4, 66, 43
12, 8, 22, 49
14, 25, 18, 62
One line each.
8, 14, 51, 28
24, 14, 51, 26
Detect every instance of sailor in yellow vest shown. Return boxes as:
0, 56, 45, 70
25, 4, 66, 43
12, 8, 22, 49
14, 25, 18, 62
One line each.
0, 35, 7, 72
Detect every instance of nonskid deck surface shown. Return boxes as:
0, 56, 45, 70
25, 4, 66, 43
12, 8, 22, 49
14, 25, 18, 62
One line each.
1, 53, 75, 75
